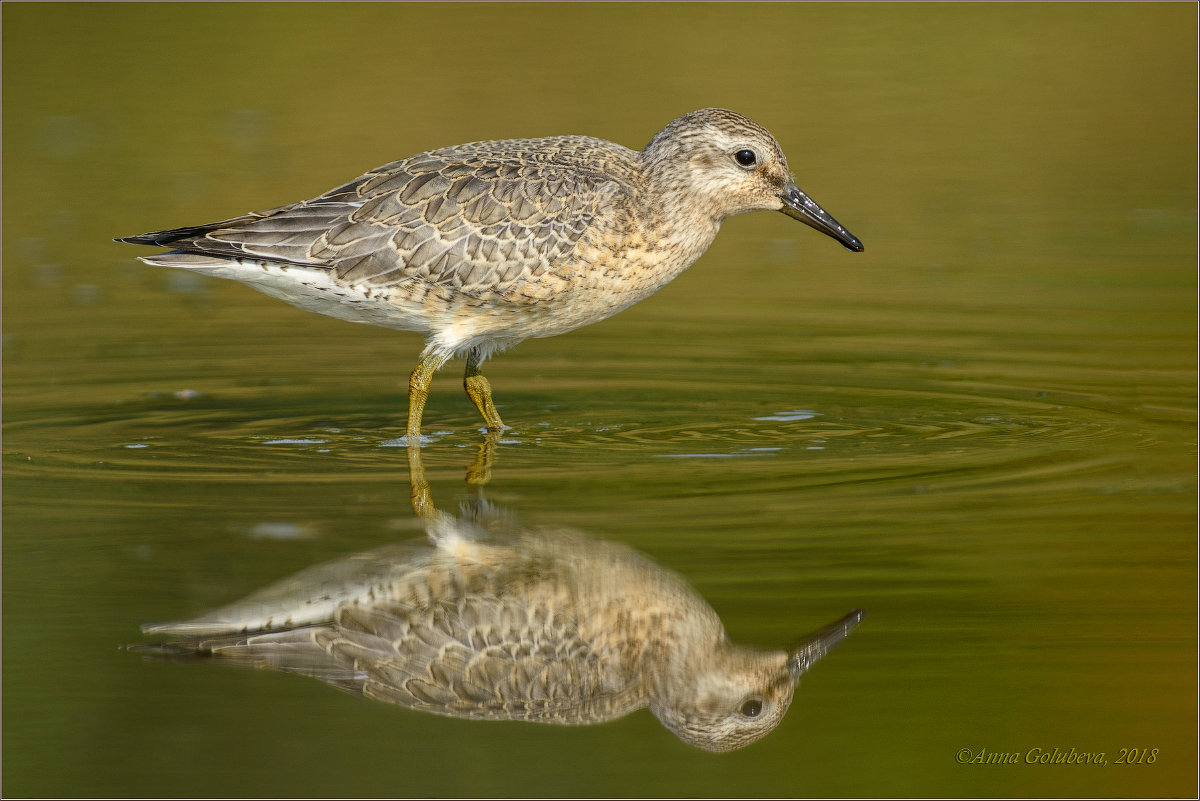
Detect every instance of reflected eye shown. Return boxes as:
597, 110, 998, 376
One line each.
734, 149, 758, 168
740, 698, 763, 718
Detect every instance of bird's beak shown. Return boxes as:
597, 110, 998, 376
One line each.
787, 609, 865, 682
779, 183, 864, 252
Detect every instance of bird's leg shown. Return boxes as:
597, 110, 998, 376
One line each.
465, 429, 499, 486
407, 352, 441, 443
463, 349, 504, 432
406, 440, 435, 520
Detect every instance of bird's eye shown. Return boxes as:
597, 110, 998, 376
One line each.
740, 698, 763, 718
734, 149, 758, 168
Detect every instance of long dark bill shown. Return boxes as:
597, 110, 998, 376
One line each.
780, 183, 864, 252
787, 608, 866, 681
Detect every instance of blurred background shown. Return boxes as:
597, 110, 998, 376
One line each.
3, 3, 1195, 797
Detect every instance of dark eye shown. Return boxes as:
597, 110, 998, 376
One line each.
734, 149, 758, 168
740, 698, 763, 718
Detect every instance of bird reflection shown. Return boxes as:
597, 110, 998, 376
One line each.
139, 444, 862, 752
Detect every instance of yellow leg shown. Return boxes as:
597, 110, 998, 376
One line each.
464, 350, 504, 432
465, 430, 499, 486
407, 353, 441, 443
406, 441, 434, 519
408, 429, 497, 519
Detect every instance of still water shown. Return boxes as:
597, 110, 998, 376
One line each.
3, 3, 1196, 798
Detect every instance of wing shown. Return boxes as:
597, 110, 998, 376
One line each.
322, 598, 639, 724
118, 138, 637, 294
143, 595, 639, 724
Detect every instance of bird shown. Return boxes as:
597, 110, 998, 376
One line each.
137, 514, 864, 752
116, 108, 863, 440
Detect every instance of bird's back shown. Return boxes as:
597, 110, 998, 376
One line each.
120, 136, 645, 293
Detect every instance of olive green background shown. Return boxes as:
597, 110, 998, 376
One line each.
3, 3, 1195, 797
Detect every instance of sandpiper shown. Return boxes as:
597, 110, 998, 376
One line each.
117, 109, 863, 438
139, 516, 864, 751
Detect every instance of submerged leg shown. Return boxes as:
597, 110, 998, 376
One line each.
463, 349, 504, 432
407, 352, 442, 443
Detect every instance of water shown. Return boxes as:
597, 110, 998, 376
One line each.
3, 3, 1196, 797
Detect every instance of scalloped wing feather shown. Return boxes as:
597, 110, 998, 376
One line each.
322, 598, 634, 723
125, 139, 637, 294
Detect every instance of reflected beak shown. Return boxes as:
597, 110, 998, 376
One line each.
787, 609, 865, 681
780, 183, 864, 252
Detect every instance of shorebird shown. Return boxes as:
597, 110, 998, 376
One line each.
138, 516, 864, 751
117, 108, 863, 439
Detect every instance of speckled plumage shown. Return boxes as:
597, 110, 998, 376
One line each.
139, 516, 863, 752
117, 109, 863, 438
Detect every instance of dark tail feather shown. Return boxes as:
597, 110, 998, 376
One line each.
114, 204, 296, 247
114, 217, 251, 247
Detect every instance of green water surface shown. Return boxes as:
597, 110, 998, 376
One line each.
3, 3, 1196, 798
